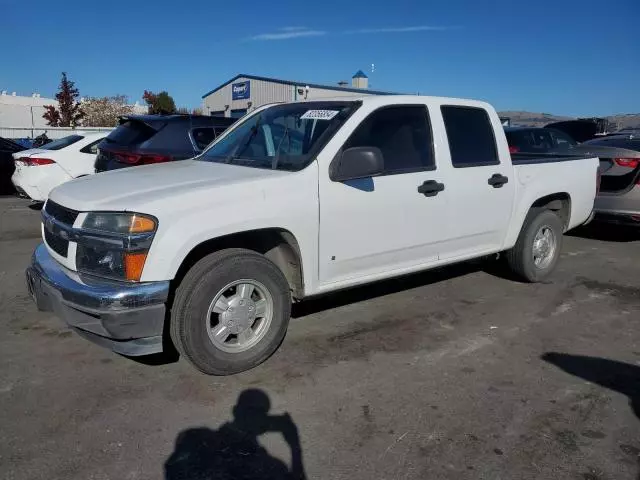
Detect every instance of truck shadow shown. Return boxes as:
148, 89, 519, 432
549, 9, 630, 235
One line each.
130, 259, 496, 366
293, 259, 485, 318
568, 223, 640, 243
164, 388, 306, 479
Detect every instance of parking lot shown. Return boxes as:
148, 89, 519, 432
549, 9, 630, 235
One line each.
0, 195, 638, 479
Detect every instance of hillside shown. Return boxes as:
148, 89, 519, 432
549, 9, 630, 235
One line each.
498, 111, 572, 127
498, 111, 640, 130
606, 114, 640, 131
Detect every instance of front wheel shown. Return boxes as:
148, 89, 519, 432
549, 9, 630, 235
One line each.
170, 248, 291, 375
505, 209, 564, 282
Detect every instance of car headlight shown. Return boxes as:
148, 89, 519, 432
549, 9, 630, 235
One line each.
82, 212, 157, 234
76, 212, 157, 282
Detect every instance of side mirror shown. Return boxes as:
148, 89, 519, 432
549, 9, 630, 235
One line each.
330, 146, 384, 182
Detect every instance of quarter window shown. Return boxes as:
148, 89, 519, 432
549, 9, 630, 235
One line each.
191, 128, 216, 150
441, 106, 499, 167
80, 138, 103, 154
344, 105, 434, 174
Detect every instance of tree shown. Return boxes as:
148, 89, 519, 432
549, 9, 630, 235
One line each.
143, 90, 176, 115
43, 72, 85, 127
81, 95, 133, 127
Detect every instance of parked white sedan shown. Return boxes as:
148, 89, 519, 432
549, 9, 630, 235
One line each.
11, 132, 109, 201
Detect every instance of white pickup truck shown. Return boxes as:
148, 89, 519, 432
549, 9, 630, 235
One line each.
27, 95, 599, 375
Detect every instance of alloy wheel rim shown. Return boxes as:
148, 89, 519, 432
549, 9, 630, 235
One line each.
532, 225, 557, 269
206, 279, 273, 353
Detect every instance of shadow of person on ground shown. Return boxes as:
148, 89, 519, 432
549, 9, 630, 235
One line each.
543, 353, 640, 479
542, 353, 639, 419
165, 388, 306, 480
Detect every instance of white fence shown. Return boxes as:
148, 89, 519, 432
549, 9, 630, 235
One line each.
1, 126, 113, 140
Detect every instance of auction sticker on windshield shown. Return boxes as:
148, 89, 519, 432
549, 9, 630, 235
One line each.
300, 110, 340, 120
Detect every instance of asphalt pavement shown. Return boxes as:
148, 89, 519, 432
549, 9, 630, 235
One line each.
0, 196, 638, 480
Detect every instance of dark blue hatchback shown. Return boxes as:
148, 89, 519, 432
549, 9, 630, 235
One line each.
95, 114, 236, 172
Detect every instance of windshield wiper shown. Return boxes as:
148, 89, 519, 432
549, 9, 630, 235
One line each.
272, 122, 290, 170
224, 115, 262, 164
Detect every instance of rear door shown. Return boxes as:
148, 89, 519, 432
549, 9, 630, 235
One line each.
438, 105, 515, 260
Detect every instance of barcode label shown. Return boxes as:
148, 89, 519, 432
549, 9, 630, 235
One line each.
300, 110, 340, 120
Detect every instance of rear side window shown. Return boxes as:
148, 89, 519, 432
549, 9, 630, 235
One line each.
80, 138, 103, 154
105, 120, 156, 146
441, 106, 498, 167
506, 129, 555, 153
505, 130, 532, 151
191, 128, 216, 150
548, 129, 576, 148
344, 105, 434, 174
42, 135, 84, 151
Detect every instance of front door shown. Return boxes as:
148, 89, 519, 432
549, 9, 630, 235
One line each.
318, 104, 449, 286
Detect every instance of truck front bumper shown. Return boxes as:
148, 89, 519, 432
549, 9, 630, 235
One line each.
26, 243, 170, 356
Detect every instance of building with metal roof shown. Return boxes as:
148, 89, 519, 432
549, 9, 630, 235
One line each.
202, 71, 392, 118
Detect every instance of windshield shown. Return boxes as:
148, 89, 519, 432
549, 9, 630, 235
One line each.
42, 135, 84, 151
199, 101, 360, 171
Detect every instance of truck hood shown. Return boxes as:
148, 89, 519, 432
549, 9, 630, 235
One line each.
48, 160, 291, 212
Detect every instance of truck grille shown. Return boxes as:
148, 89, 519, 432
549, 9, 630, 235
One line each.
44, 200, 79, 226
43, 200, 78, 258
44, 227, 69, 257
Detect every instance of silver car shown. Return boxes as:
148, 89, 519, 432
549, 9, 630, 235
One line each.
584, 135, 640, 226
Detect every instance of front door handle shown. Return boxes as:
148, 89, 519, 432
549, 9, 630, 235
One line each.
417, 180, 445, 197
488, 174, 509, 188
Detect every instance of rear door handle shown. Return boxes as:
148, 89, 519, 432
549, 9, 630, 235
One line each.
417, 180, 445, 197
488, 174, 509, 188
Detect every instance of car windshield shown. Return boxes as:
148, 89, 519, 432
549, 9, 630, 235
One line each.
41, 135, 84, 151
199, 101, 359, 171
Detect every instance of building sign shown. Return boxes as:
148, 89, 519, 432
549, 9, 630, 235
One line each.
232, 81, 250, 100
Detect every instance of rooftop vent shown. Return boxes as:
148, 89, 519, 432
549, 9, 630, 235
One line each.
351, 70, 368, 89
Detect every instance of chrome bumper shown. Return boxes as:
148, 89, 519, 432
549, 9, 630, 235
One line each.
26, 243, 170, 356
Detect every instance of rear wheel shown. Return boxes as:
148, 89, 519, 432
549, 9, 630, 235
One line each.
170, 248, 291, 375
505, 209, 564, 282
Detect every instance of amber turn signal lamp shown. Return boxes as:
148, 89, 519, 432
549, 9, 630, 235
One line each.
129, 215, 156, 233
124, 252, 148, 281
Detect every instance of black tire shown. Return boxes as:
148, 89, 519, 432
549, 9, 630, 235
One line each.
505, 208, 564, 283
170, 248, 291, 375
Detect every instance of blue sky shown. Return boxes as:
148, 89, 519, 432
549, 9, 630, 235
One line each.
1, 0, 637, 116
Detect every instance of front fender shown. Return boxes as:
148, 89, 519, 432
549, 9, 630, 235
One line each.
138, 166, 320, 294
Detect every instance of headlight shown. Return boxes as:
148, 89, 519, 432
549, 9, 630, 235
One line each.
82, 212, 156, 234
76, 212, 157, 282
